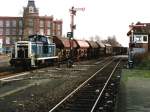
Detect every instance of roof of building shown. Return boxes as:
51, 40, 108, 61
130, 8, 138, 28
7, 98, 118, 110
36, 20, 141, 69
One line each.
127, 22, 150, 36
27, 0, 36, 8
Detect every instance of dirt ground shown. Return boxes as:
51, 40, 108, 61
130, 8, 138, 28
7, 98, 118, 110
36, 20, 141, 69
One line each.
0, 58, 105, 112
0, 54, 10, 66
117, 69, 150, 112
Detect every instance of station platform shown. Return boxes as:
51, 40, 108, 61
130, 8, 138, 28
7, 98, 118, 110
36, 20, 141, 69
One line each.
117, 69, 150, 112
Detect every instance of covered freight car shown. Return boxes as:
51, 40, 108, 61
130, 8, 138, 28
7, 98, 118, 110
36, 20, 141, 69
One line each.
87, 41, 99, 59
105, 44, 113, 55
75, 40, 89, 60
53, 36, 78, 62
96, 41, 105, 56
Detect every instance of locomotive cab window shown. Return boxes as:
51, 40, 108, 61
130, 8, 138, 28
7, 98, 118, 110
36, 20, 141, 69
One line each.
43, 45, 48, 54
17, 46, 28, 58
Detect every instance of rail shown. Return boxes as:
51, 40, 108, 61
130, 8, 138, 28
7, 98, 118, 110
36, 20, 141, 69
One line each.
90, 59, 121, 112
49, 59, 114, 112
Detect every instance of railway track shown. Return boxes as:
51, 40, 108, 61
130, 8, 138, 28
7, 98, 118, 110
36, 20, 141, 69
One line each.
0, 56, 125, 112
0, 56, 112, 79
49, 58, 122, 112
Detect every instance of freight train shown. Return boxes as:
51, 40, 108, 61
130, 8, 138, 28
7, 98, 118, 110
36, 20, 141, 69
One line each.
10, 34, 127, 68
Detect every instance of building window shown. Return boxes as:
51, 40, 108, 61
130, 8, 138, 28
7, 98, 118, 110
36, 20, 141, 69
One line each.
19, 20, 23, 27
0, 20, 3, 27
5, 29, 10, 35
143, 36, 147, 42
6, 20, 10, 27
47, 29, 51, 35
134, 35, 148, 43
19, 29, 22, 35
28, 19, 34, 27
0, 28, 3, 35
134, 35, 142, 42
29, 6, 34, 13
40, 28, 44, 35
5, 37, 10, 44
57, 24, 61, 30
40, 20, 44, 27
12, 20, 16, 27
47, 21, 51, 28
52, 31, 55, 36
57, 31, 61, 36
28, 28, 34, 35
12, 29, 16, 35
10, 37, 16, 44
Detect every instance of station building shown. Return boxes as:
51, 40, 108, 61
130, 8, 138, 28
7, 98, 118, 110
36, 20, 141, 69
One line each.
127, 22, 150, 54
0, 0, 62, 52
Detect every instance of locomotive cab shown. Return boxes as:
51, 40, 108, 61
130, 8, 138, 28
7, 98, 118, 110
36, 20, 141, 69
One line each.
10, 41, 33, 67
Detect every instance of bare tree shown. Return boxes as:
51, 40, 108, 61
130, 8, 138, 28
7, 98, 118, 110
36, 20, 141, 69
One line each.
104, 35, 122, 46
95, 35, 101, 42
89, 36, 94, 41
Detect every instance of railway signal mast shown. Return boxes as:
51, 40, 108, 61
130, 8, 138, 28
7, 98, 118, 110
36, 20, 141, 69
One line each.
67, 6, 77, 67
70, 6, 76, 38
67, 6, 84, 67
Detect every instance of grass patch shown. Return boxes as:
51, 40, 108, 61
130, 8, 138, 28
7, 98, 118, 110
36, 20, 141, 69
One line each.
134, 54, 150, 70
135, 59, 150, 70
122, 69, 150, 82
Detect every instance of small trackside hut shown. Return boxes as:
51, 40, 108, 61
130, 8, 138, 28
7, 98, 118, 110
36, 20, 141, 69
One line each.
127, 22, 150, 67
127, 22, 150, 54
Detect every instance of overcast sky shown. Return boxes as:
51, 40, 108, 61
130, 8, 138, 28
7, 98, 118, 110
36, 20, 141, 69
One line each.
0, 0, 150, 47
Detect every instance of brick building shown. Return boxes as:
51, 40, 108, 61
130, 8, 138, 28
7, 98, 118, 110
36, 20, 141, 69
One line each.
0, 0, 62, 51
127, 22, 150, 54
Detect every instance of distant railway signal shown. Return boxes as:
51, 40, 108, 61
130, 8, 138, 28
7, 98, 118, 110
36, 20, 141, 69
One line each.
67, 32, 73, 38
